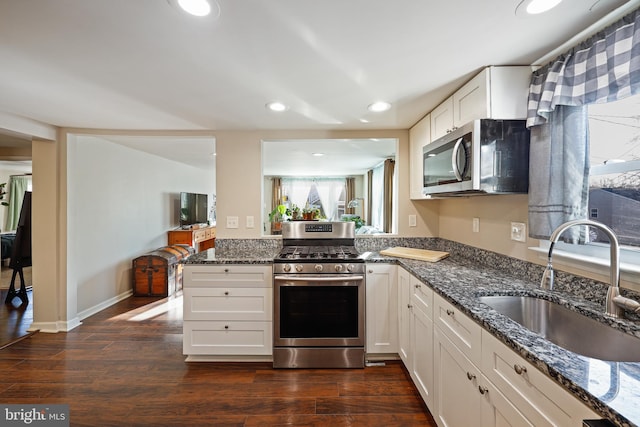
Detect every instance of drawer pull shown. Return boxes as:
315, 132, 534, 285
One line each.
368, 269, 373, 274
514, 364, 527, 375
446, 309, 455, 316
224, 291, 229, 296
415, 284, 421, 289
224, 325, 229, 330
478, 386, 488, 395
224, 268, 230, 273
407, 304, 413, 309
466, 372, 476, 381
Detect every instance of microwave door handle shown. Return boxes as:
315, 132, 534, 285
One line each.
451, 137, 465, 181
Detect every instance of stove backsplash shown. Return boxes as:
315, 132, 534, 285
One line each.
214, 236, 640, 310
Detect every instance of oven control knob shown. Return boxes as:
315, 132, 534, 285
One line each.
347, 264, 355, 272
295, 264, 304, 272
334, 264, 344, 272
283, 264, 292, 273
314, 264, 323, 272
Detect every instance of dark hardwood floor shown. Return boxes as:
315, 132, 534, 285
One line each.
0, 293, 437, 426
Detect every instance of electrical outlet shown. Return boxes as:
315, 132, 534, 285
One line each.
226, 216, 239, 229
511, 222, 526, 242
409, 214, 417, 227
472, 217, 480, 233
246, 215, 254, 228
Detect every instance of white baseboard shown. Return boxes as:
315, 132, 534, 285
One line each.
28, 317, 82, 333
77, 289, 133, 321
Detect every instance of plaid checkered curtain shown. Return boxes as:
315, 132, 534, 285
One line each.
527, 7, 640, 239
527, 7, 640, 127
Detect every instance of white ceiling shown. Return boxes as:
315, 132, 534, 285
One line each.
0, 0, 636, 173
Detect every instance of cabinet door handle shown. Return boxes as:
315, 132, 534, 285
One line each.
415, 284, 421, 289
407, 304, 413, 309
446, 309, 455, 316
466, 372, 476, 381
514, 364, 527, 375
478, 386, 488, 395
368, 269, 373, 274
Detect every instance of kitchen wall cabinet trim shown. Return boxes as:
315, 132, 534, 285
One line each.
408, 113, 431, 200
430, 98, 454, 142
366, 263, 399, 356
428, 66, 532, 141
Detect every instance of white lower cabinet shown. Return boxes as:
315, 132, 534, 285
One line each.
423, 292, 599, 427
481, 330, 598, 425
434, 326, 532, 427
182, 265, 273, 359
366, 264, 398, 355
398, 267, 435, 408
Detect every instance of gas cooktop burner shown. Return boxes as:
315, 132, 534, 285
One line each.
278, 245, 360, 260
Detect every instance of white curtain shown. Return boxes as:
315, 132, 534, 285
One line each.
370, 164, 384, 230
281, 178, 315, 208
315, 178, 345, 221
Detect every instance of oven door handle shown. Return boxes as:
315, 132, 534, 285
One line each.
274, 275, 364, 282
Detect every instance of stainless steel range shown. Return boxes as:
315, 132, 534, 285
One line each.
273, 221, 365, 369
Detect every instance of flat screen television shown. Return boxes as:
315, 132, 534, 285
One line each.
180, 192, 208, 227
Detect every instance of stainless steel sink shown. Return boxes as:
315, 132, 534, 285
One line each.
479, 295, 640, 362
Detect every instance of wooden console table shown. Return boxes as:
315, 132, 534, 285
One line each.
168, 226, 216, 253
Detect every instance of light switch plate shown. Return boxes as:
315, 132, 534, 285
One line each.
226, 216, 239, 229
246, 216, 254, 228
472, 217, 480, 233
511, 222, 526, 242
409, 214, 417, 227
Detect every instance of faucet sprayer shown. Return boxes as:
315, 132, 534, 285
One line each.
541, 219, 639, 318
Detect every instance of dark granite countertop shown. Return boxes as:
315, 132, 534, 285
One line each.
183, 248, 280, 264
184, 245, 640, 426
366, 252, 640, 427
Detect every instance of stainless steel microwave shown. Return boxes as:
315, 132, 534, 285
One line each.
422, 119, 530, 197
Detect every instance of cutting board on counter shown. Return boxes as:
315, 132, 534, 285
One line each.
379, 247, 450, 262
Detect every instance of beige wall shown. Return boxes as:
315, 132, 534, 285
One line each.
435, 194, 536, 260
215, 129, 439, 239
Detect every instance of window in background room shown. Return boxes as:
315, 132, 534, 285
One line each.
588, 95, 640, 248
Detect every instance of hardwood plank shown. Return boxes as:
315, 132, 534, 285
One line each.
0, 294, 437, 426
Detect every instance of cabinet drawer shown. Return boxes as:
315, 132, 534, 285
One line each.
193, 229, 206, 242
183, 287, 272, 321
183, 321, 272, 355
184, 265, 272, 288
434, 293, 482, 365
481, 330, 598, 425
410, 275, 432, 319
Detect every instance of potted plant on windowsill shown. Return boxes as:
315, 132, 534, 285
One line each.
269, 204, 288, 234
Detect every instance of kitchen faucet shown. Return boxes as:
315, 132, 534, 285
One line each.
541, 219, 640, 318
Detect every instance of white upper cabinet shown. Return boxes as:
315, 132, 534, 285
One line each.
408, 113, 431, 200
429, 66, 532, 142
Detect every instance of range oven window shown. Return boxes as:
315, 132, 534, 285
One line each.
279, 285, 359, 338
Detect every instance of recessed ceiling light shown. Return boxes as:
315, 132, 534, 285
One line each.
367, 101, 391, 112
178, 0, 212, 16
360, 118, 370, 123
515, 0, 562, 15
312, 153, 325, 157
266, 101, 289, 112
